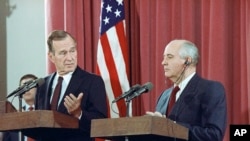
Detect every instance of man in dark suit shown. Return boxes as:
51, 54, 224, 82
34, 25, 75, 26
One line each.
34, 30, 107, 141
146, 39, 227, 141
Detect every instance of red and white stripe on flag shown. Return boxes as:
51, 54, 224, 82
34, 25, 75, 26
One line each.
96, 0, 130, 120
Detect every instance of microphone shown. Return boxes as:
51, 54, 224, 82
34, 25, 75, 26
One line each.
126, 82, 153, 102
112, 84, 141, 103
6, 78, 45, 98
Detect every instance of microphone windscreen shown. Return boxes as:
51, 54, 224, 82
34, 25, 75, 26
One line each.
36, 78, 45, 86
144, 82, 153, 92
132, 84, 141, 88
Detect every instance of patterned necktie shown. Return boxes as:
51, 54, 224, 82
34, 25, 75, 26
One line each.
166, 86, 180, 116
51, 77, 63, 110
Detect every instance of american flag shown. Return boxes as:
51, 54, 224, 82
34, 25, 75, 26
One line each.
96, 0, 130, 118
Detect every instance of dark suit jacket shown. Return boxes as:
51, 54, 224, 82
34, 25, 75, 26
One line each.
2, 132, 19, 141
34, 66, 107, 141
156, 74, 227, 141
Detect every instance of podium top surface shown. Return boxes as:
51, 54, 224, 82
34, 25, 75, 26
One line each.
0, 110, 79, 131
91, 116, 188, 140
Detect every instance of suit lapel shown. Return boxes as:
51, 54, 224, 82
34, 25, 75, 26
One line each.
172, 74, 200, 116
57, 67, 84, 113
45, 74, 55, 109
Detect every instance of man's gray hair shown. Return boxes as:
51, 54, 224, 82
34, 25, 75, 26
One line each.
179, 40, 199, 65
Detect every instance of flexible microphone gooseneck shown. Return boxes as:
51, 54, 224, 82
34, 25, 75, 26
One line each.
6, 78, 45, 98
112, 84, 141, 103
126, 82, 153, 102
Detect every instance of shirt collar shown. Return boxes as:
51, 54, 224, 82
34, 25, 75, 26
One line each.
24, 104, 35, 111
175, 72, 196, 99
55, 72, 73, 85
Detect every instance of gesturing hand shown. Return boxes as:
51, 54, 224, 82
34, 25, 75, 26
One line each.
64, 92, 84, 118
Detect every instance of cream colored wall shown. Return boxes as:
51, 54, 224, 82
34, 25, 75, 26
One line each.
3, 0, 46, 109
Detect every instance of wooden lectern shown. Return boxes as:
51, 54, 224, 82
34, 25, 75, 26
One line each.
91, 116, 189, 141
0, 101, 79, 140
0, 100, 17, 114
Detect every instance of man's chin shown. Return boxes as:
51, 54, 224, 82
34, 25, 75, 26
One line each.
66, 67, 76, 72
164, 73, 170, 78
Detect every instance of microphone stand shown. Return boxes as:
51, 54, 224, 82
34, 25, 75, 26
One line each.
18, 95, 23, 112
15, 86, 29, 112
114, 90, 137, 141
126, 98, 131, 118
124, 97, 132, 141
18, 89, 25, 141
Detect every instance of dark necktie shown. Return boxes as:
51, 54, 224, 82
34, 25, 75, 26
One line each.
166, 86, 180, 116
28, 106, 34, 111
27, 136, 35, 141
51, 77, 63, 110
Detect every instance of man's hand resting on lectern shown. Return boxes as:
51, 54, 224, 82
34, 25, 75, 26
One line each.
145, 111, 166, 118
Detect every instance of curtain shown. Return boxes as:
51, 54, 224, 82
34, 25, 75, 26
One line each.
45, 0, 250, 141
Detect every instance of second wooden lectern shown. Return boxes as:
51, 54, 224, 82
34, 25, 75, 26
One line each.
91, 116, 188, 141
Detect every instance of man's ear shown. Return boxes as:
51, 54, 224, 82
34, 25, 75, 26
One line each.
184, 57, 192, 66
48, 52, 54, 63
